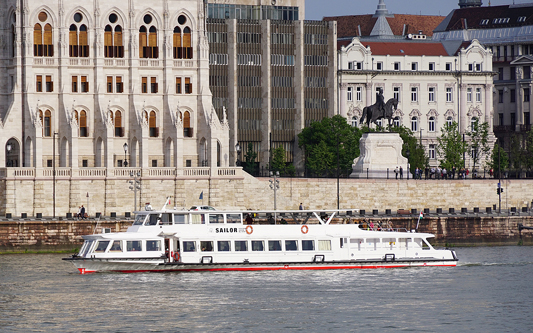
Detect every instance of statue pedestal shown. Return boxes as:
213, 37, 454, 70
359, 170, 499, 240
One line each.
350, 132, 410, 179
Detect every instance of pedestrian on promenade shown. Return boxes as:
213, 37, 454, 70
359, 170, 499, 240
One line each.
395, 166, 399, 179
399, 166, 403, 179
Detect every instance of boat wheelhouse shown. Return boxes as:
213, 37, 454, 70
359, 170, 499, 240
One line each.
64, 207, 458, 273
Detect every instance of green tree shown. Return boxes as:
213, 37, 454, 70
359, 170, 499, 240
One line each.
298, 115, 362, 175
466, 120, 490, 171
242, 142, 258, 175
270, 146, 295, 175
525, 130, 533, 170
436, 121, 467, 170
487, 143, 509, 177
509, 134, 525, 170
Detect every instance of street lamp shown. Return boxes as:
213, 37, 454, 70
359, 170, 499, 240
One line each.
6, 143, 15, 217
269, 171, 280, 224
235, 143, 241, 166
6, 143, 12, 167
129, 171, 141, 212
123, 143, 128, 167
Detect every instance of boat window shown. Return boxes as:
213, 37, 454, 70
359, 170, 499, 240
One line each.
183, 241, 196, 252
79, 241, 90, 256
134, 214, 146, 225
252, 240, 264, 251
109, 240, 122, 252
191, 214, 205, 224
302, 240, 315, 251
285, 240, 298, 251
126, 240, 142, 251
81, 240, 94, 257
217, 241, 230, 251
146, 240, 161, 251
208, 213, 224, 224
160, 214, 172, 225
226, 214, 241, 223
200, 241, 214, 251
94, 240, 110, 253
234, 240, 247, 251
422, 239, 432, 250
174, 214, 188, 224
318, 240, 331, 251
145, 214, 159, 226
268, 240, 282, 251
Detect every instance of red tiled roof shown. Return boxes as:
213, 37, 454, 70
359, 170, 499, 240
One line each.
338, 40, 450, 56
324, 14, 445, 38
440, 4, 533, 31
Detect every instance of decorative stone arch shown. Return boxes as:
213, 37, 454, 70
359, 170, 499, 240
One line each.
60, 136, 69, 167
31, 6, 58, 25
63, 6, 94, 27
445, 109, 457, 119
165, 137, 174, 167
409, 109, 421, 118
24, 136, 33, 167
199, 137, 208, 167
5, 137, 21, 167
95, 137, 104, 167
130, 137, 140, 167
467, 107, 483, 118
136, 9, 163, 29
100, 7, 128, 28
170, 9, 197, 31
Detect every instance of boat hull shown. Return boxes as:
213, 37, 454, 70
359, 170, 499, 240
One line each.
64, 258, 457, 274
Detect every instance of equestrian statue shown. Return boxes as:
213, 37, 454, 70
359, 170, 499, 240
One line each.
360, 87, 398, 129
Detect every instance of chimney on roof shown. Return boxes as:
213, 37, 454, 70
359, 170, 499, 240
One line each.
458, 0, 482, 8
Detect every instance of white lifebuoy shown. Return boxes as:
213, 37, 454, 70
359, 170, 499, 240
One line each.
246, 225, 253, 235
301, 225, 309, 234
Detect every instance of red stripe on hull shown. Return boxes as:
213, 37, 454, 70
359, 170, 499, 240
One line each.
104, 263, 456, 274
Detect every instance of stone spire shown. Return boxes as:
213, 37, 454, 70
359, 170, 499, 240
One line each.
458, 0, 482, 8
370, 0, 394, 38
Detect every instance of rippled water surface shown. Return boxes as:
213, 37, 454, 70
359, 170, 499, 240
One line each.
1, 247, 532, 332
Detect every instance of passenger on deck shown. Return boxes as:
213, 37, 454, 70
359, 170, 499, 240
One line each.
245, 214, 253, 225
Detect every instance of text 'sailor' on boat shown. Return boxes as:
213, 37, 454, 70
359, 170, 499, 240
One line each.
63, 202, 458, 274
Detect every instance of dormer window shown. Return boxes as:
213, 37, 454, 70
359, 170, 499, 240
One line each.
480, 19, 489, 25
518, 16, 526, 23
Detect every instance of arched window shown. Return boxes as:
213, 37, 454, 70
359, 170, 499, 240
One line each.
429, 116, 435, 132
471, 117, 478, 131
80, 110, 88, 137
69, 13, 89, 58
351, 116, 358, 127
393, 116, 400, 127
104, 14, 124, 58
183, 111, 192, 137
11, 24, 16, 58
173, 15, 193, 59
44, 110, 51, 137
115, 111, 123, 137
149, 111, 158, 137
139, 14, 158, 58
411, 116, 418, 132
34, 16, 54, 57
446, 116, 453, 127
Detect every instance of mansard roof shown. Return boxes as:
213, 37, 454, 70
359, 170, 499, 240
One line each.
324, 14, 445, 39
338, 40, 450, 56
434, 3, 533, 32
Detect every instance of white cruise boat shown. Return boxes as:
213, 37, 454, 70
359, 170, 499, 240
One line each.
63, 204, 458, 274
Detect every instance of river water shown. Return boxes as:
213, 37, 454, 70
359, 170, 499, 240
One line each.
0, 246, 532, 332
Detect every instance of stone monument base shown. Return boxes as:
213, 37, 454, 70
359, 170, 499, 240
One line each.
350, 132, 410, 179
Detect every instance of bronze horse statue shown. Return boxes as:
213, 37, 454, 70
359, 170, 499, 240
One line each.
360, 98, 398, 129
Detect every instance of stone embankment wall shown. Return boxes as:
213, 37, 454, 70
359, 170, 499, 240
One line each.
1, 216, 532, 251
1, 169, 532, 216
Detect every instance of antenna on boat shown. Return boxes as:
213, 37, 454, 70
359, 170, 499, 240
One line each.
161, 196, 172, 210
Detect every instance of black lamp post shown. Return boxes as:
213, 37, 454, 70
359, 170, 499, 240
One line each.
123, 143, 128, 167
235, 143, 241, 166
406, 147, 410, 180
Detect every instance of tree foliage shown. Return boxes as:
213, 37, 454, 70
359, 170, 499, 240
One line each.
436, 121, 467, 170
242, 142, 257, 175
388, 125, 428, 172
466, 120, 490, 171
298, 115, 363, 175
487, 143, 509, 175
525, 130, 533, 170
270, 146, 295, 176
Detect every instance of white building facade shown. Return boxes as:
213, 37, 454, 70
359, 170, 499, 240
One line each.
338, 37, 495, 168
1, 0, 230, 172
